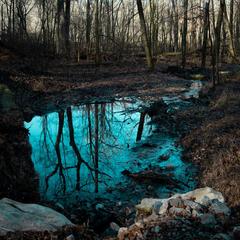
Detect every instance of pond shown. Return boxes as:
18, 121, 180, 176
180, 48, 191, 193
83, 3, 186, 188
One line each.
24, 81, 202, 206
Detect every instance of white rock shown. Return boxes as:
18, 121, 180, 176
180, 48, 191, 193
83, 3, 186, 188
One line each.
110, 222, 120, 232
136, 188, 225, 218
136, 198, 162, 214
192, 209, 203, 218
55, 202, 65, 210
66, 234, 75, 240
159, 199, 169, 215
180, 187, 225, 205
0, 198, 74, 236
118, 227, 128, 240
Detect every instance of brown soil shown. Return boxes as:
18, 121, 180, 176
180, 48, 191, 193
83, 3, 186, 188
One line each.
0, 110, 39, 202
0, 45, 202, 101
1, 45, 240, 239
177, 81, 240, 209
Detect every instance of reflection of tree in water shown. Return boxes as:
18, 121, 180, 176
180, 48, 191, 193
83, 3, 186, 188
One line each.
46, 111, 66, 193
41, 102, 150, 196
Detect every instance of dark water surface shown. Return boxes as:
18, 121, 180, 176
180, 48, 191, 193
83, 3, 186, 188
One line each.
24, 81, 202, 206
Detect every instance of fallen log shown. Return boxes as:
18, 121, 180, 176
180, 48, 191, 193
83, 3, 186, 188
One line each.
121, 169, 182, 189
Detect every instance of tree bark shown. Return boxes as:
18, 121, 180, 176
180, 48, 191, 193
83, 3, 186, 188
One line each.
64, 0, 71, 57
181, 0, 188, 69
136, 0, 154, 71
95, 0, 101, 65
201, 1, 209, 68
212, 0, 225, 85
86, 0, 91, 59
56, 0, 65, 55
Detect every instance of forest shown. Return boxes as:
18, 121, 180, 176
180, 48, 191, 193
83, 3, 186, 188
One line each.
0, 0, 239, 240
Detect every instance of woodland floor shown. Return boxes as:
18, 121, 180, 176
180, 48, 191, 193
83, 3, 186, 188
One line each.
0, 45, 210, 98
0, 45, 240, 239
177, 80, 240, 221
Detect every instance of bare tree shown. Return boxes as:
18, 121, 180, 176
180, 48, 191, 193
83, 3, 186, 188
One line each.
181, 0, 188, 68
136, 0, 154, 70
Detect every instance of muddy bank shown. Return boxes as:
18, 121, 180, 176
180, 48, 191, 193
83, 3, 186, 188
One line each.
176, 81, 240, 211
0, 110, 39, 202
0, 78, 203, 239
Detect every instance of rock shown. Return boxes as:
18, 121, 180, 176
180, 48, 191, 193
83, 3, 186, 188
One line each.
136, 198, 161, 215
192, 209, 203, 218
169, 207, 191, 217
211, 233, 232, 240
199, 213, 217, 226
152, 201, 162, 214
180, 187, 225, 205
136, 188, 227, 222
110, 222, 120, 232
209, 199, 231, 219
159, 200, 169, 215
183, 199, 204, 212
95, 203, 104, 210
201, 196, 213, 207
147, 185, 154, 191
55, 202, 65, 210
116, 201, 122, 207
66, 234, 75, 240
233, 226, 240, 240
154, 226, 161, 233
0, 198, 73, 236
169, 197, 185, 208
118, 227, 128, 240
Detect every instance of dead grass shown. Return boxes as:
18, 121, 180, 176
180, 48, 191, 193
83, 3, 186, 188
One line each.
181, 82, 240, 208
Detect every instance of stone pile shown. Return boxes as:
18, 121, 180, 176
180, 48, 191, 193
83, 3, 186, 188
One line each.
118, 187, 239, 240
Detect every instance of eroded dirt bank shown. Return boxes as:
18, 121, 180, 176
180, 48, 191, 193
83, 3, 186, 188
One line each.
0, 110, 39, 202
177, 81, 240, 212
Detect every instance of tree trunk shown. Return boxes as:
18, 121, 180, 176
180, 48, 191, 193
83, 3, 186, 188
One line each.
94, 104, 99, 193
201, 1, 209, 68
136, 0, 154, 71
86, 0, 91, 59
223, 0, 236, 62
56, 0, 65, 55
181, 0, 188, 68
172, 0, 179, 52
212, 0, 225, 85
136, 112, 146, 141
95, 0, 101, 65
64, 0, 71, 58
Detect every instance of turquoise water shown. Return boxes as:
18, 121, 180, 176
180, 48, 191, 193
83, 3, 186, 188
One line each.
25, 97, 196, 204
